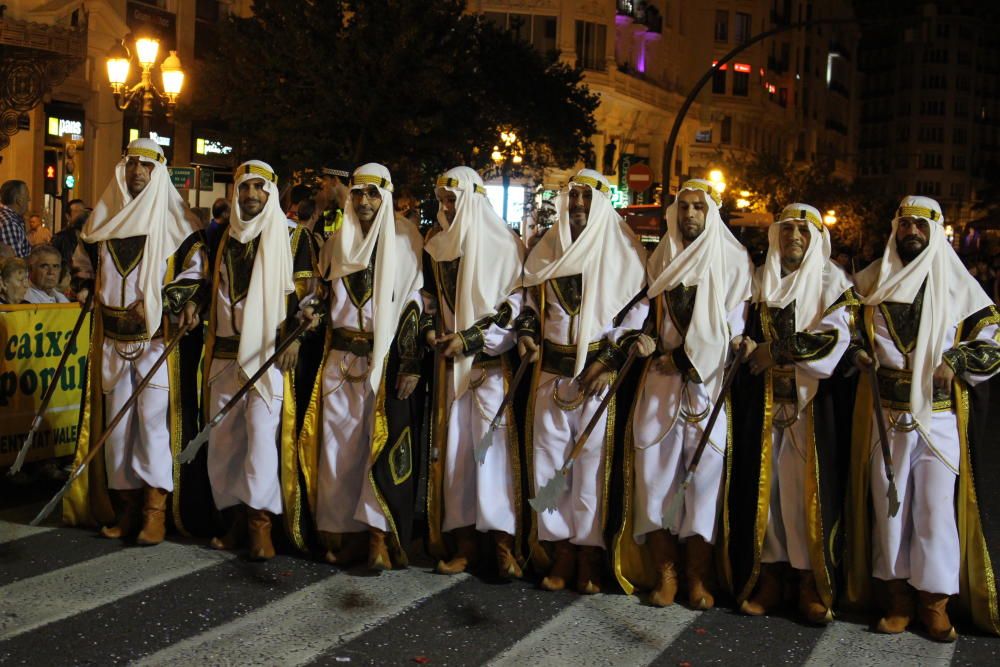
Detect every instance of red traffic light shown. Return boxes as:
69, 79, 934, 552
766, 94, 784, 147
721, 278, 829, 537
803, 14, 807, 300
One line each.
45, 165, 56, 179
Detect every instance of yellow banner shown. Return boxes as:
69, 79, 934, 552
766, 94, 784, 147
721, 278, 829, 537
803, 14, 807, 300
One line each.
0, 303, 90, 467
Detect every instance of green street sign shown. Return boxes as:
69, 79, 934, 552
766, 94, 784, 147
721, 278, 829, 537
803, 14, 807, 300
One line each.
169, 166, 215, 191
168, 167, 195, 189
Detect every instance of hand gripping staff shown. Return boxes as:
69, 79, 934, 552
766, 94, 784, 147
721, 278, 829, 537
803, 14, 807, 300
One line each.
9, 291, 94, 476
661, 345, 747, 533
473, 356, 531, 465
529, 322, 651, 513
31, 321, 192, 526
178, 317, 311, 464
865, 361, 901, 518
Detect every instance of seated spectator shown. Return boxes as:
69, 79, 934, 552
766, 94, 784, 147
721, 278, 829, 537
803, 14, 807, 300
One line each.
0, 257, 29, 304
24, 245, 69, 303
27, 212, 53, 246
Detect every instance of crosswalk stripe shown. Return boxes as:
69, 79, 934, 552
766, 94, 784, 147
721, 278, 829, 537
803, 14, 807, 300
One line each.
803, 618, 957, 666
0, 542, 234, 641
133, 568, 468, 666
486, 595, 700, 666
0, 519, 52, 544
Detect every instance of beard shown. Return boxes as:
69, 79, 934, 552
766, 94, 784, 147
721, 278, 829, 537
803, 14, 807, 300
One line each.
897, 236, 928, 263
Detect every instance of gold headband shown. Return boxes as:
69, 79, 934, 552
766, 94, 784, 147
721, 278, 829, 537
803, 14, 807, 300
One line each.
234, 163, 277, 183
126, 147, 166, 164
351, 173, 394, 193
896, 205, 942, 223
571, 175, 610, 195
778, 206, 823, 231
436, 176, 487, 195
680, 180, 721, 206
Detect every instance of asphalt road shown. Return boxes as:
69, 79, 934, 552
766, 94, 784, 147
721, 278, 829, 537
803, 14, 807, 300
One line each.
0, 389, 998, 666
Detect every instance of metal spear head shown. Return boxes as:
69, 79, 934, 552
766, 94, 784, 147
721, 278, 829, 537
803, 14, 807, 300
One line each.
8, 428, 37, 476
178, 426, 209, 464
887, 479, 901, 518
529, 469, 568, 513
473, 425, 496, 466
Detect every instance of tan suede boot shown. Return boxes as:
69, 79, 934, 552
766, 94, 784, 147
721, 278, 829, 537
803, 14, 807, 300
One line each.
210, 505, 247, 551
247, 507, 276, 561
876, 579, 914, 634
493, 531, 523, 579
436, 526, 479, 575
540, 540, 576, 591
685, 536, 715, 610
576, 546, 603, 595
917, 590, 958, 642
368, 527, 392, 571
798, 570, 833, 624
646, 530, 679, 607
136, 487, 168, 546
99, 489, 142, 539
324, 532, 368, 567
740, 562, 784, 616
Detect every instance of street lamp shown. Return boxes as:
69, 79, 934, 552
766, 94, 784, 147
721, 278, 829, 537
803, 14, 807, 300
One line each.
492, 129, 524, 224
106, 36, 185, 138
824, 209, 837, 225
708, 169, 726, 194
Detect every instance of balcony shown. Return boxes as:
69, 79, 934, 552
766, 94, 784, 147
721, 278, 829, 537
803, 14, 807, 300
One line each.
616, 0, 663, 34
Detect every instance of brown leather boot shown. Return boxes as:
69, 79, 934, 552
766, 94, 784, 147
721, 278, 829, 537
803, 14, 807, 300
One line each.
436, 526, 479, 575
540, 540, 576, 591
247, 507, 276, 561
576, 546, 603, 595
210, 505, 247, 551
685, 536, 715, 610
798, 569, 833, 624
646, 530, 679, 607
324, 531, 368, 567
368, 527, 392, 571
99, 489, 142, 539
876, 579, 914, 634
917, 590, 958, 642
493, 531, 523, 579
740, 562, 785, 616
136, 487, 168, 546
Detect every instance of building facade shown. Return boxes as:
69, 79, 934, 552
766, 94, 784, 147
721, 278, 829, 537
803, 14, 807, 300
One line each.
857, 0, 1000, 229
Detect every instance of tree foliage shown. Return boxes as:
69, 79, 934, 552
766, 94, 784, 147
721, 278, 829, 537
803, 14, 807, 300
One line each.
189, 0, 598, 192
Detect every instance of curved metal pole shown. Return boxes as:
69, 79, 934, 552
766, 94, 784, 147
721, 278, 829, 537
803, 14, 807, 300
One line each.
659, 17, 857, 210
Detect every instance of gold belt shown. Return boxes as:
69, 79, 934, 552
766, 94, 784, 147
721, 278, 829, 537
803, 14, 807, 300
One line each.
329, 327, 374, 356
876, 366, 952, 412
100, 304, 160, 342
542, 340, 601, 378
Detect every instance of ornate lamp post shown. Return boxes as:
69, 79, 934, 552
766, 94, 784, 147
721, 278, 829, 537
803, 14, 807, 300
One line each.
491, 129, 524, 224
106, 36, 184, 138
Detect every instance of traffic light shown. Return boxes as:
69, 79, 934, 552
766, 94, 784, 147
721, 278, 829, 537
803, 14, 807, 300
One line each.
43, 151, 58, 195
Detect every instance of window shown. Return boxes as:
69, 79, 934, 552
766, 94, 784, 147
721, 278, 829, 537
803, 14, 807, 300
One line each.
936, 23, 950, 39
897, 100, 911, 116
916, 181, 941, 196
733, 71, 749, 96
194, 0, 221, 61
952, 155, 967, 170
779, 87, 788, 108
575, 21, 607, 71
897, 125, 910, 141
955, 99, 968, 116
918, 126, 944, 142
487, 13, 558, 60
721, 116, 732, 144
735, 12, 751, 44
955, 76, 970, 92
920, 99, 946, 116
714, 10, 728, 42
953, 128, 967, 144
712, 68, 726, 94
896, 154, 908, 169
920, 153, 942, 169
950, 183, 964, 198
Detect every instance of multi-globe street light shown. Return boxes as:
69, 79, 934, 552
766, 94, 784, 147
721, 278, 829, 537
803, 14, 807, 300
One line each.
106, 36, 185, 138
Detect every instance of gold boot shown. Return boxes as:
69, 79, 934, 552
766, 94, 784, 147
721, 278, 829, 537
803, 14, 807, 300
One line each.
540, 540, 576, 591
576, 546, 603, 595
685, 536, 715, 610
646, 530, 679, 607
247, 507, 276, 561
136, 487, 168, 546
436, 526, 479, 575
99, 489, 142, 539
798, 570, 833, 624
210, 505, 247, 551
324, 531, 368, 567
875, 579, 914, 634
740, 562, 784, 616
917, 590, 958, 642
493, 531, 523, 579
368, 527, 392, 571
